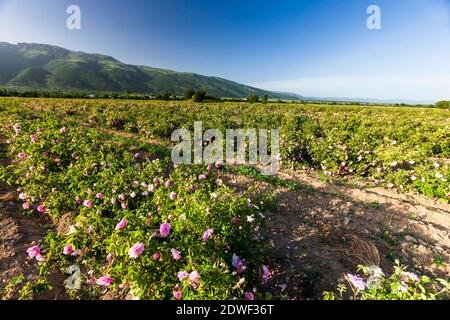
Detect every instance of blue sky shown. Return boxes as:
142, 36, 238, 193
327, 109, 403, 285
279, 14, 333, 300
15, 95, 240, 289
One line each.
0, 0, 449, 101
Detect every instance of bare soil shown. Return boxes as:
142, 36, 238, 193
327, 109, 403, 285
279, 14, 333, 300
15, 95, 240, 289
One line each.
221, 169, 450, 299
0, 139, 67, 299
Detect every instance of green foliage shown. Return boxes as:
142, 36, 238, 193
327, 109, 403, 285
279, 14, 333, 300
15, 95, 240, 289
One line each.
324, 262, 450, 300
192, 91, 207, 102
0, 109, 269, 300
0, 42, 287, 99
247, 94, 259, 103
435, 101, 449, 109
3, 98, 448, 200
184, 89, 195, 100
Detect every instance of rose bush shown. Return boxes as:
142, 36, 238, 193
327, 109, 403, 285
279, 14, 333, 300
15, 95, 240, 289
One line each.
0, 108, 270, 300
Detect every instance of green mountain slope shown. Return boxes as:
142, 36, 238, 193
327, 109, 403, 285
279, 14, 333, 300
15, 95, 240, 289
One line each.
0, 42, 300, 99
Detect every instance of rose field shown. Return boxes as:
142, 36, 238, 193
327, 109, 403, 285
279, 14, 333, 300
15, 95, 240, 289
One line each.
0, 97, 449, 300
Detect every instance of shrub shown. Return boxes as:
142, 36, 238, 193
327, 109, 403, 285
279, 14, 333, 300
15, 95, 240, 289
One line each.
435, 101, 449, 109
192, 91, 207, 102
324, 262, 450, 300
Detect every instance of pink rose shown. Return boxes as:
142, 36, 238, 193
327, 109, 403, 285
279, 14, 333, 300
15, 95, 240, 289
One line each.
402, 272, 419, 282
95, 193, 103, 199
232, 254, 245, 273
63, 244, 75, 255
37, 205, 46, 213
96, 276, 113, 287
115, 218, 128, 231
173, 286, 182, 300
160, 222, 171, 238
189, 271, 200, 289
83, 200, 93, 208
171, 248, 181, 261
262, 265, 271, 283
347, 274, 366, 290
244, 292, 254, 300
35, 254, 46, 261
202, 229, 213, 242
177, 271, 189, 281
26, 245, 40, 258
169, 192, 178, 201
128, 242, 145, 259
152, 252, 161, 261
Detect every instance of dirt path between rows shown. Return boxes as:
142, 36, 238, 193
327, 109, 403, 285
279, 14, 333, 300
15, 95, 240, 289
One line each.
223, 169, 450, 299
0, 138, 66, 299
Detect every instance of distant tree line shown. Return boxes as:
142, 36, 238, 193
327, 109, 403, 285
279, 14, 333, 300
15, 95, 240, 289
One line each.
0, 88, 441, 108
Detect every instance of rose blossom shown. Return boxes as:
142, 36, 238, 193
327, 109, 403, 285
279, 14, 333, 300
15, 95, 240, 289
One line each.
169, 192, 178, 200
244, 292, 254, 300
96, 276, 113, 287
232, 254, 245, 273
35, 254, 46, 261
63, 244, 75, 255
26, 245, 40, 258
202, 229, 213, 241
171, 248, 181, 260
189, 271, 200, 289
83, 200, 93, 208
262, 265, 271, 283
152, 252, 160, 261
347, 274, 366, 290
115, 218, 128, 231
402, 272, 419, 282
160, 222, 171, 237
173, 286, 182, 300
177, 271, 189, 281
128, 242, 145, 259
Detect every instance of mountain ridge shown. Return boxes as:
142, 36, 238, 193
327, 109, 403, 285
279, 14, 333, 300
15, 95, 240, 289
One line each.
0, 42, 300, 99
